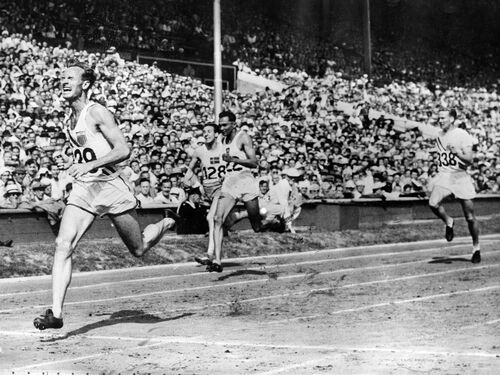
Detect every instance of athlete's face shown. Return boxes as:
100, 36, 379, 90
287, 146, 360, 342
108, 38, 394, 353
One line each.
203, 126, 216, 144
219, 116, 235, 136
61, 67, 86, 101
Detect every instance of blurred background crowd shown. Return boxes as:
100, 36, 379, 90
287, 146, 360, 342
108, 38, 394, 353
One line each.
0, 0, 499, 217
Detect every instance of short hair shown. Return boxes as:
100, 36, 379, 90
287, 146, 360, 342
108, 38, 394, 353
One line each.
25, 158, 39, 168
203, 123, 220, 132
66, 62, 97, 91
259, 180, 269, 187
139, 178, 150, 185
218, 110, 236, 122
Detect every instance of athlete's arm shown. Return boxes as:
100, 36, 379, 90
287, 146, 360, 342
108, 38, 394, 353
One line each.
67, 105, 130, 179
448, 144, 473, 165
222, 132, 258, 168
186, 149, 200, 171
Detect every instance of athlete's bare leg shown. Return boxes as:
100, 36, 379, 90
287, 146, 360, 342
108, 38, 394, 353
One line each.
52, 205, 96, 318
212, 194, 237, 267
459, 199, 480, 248
244, 197, 263, 232
206, 195, 219, 258
429, 189, 454, 227
110, 209, 175, 257
223, 208, 248, 229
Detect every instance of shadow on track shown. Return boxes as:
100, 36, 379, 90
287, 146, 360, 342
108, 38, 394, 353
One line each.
215, 269, 268, 281
428, 256, 471, 264
41, 310, 193, 342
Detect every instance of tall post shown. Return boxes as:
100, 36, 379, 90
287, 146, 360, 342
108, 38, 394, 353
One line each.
362, 0, 372, 77
213, 0, 223, 122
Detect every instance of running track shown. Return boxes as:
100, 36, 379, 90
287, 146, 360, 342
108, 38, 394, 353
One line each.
1, 235, 499, 374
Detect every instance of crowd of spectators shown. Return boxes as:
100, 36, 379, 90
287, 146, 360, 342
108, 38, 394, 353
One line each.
2, 0, 500, 90
0, 25, 499, 224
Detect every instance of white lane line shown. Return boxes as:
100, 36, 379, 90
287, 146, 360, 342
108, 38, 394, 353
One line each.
247, 358, 328, 375
461, 318, 500, 330
267, 285, 500, 325
78, 335, 500, 358
1, 262, 497, 326
5, 335, 499, 375
2, 243, 494, 299
8, 341, 166, 371
2, 248, 497, 314
3, 234, 499, 285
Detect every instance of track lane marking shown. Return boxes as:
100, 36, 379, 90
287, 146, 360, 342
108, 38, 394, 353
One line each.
1, 262, 497, 323
461, 318, 500, 330
8, 341, 167, 371
2, 244, 497, 299
2, 234, 499, 285
1, 251, 497, 313
267, 285, 500, 325
6, 332, 499, 373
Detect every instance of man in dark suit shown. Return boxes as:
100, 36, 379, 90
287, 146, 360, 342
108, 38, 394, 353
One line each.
177, 187, 208, 234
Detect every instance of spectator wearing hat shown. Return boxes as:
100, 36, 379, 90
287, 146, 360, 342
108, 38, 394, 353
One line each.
30, 179, 52, 203
176, 187, 208, 235
1, 184, 22, 209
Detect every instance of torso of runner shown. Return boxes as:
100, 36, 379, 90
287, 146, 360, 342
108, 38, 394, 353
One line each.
198, 139, 226, 191
221, 130, 253, 178
435, 128, 473, 173
66, 101, 120, 182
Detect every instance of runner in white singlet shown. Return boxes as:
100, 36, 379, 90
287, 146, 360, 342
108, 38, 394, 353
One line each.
183, 123, 226, 265
206, 110, 264, 273
428, 109, 480, 263
33, 63, 175, 331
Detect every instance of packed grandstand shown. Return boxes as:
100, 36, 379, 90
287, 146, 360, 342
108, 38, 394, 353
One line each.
0, 0, 499, 211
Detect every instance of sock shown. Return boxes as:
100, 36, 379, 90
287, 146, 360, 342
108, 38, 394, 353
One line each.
143, 218, 175, 250
446, 218, 454, 227
472, 245, 480, 253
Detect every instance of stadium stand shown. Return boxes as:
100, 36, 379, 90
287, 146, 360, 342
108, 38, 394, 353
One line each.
0, 0, 499, 213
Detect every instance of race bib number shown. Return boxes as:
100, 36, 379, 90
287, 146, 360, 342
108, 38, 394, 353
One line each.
437, 152, 457, 167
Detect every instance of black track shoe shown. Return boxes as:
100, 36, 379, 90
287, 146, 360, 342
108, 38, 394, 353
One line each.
206, 262, 223, 273
33, 309, 63, 330
0, 239, 13, 247
194, 256, 213, 266
471, 251, 481, 264
445, 222, 454, 242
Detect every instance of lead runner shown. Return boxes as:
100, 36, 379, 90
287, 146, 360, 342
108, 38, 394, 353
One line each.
33, 63, 175, 330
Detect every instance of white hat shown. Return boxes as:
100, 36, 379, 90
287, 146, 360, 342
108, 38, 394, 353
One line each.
345, 180, 356, 189
4, 185, 21, 197
283, 168, 302, 178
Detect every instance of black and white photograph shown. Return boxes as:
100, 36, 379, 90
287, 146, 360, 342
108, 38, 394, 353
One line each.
0, 0, 499, 373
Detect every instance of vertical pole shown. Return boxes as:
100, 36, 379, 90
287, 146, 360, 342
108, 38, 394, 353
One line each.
362, 0, 372, 77
213, 0, 223, 123
321, 0, 330, 39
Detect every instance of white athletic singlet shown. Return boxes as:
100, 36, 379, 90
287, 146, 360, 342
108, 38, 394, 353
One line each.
221, 130, 253, 178
66, 101, 120, 182
435, 128, 474, 173
198, 140, 226, 190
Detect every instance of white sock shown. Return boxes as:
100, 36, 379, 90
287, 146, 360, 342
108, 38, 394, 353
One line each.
446, 218, 454, 227
143, 218, 175, 250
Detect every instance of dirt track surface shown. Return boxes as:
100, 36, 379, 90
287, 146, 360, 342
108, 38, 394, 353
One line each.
1, 235, 499, 374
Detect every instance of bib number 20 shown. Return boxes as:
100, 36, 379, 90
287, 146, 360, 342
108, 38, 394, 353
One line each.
74, 148, 98, 173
